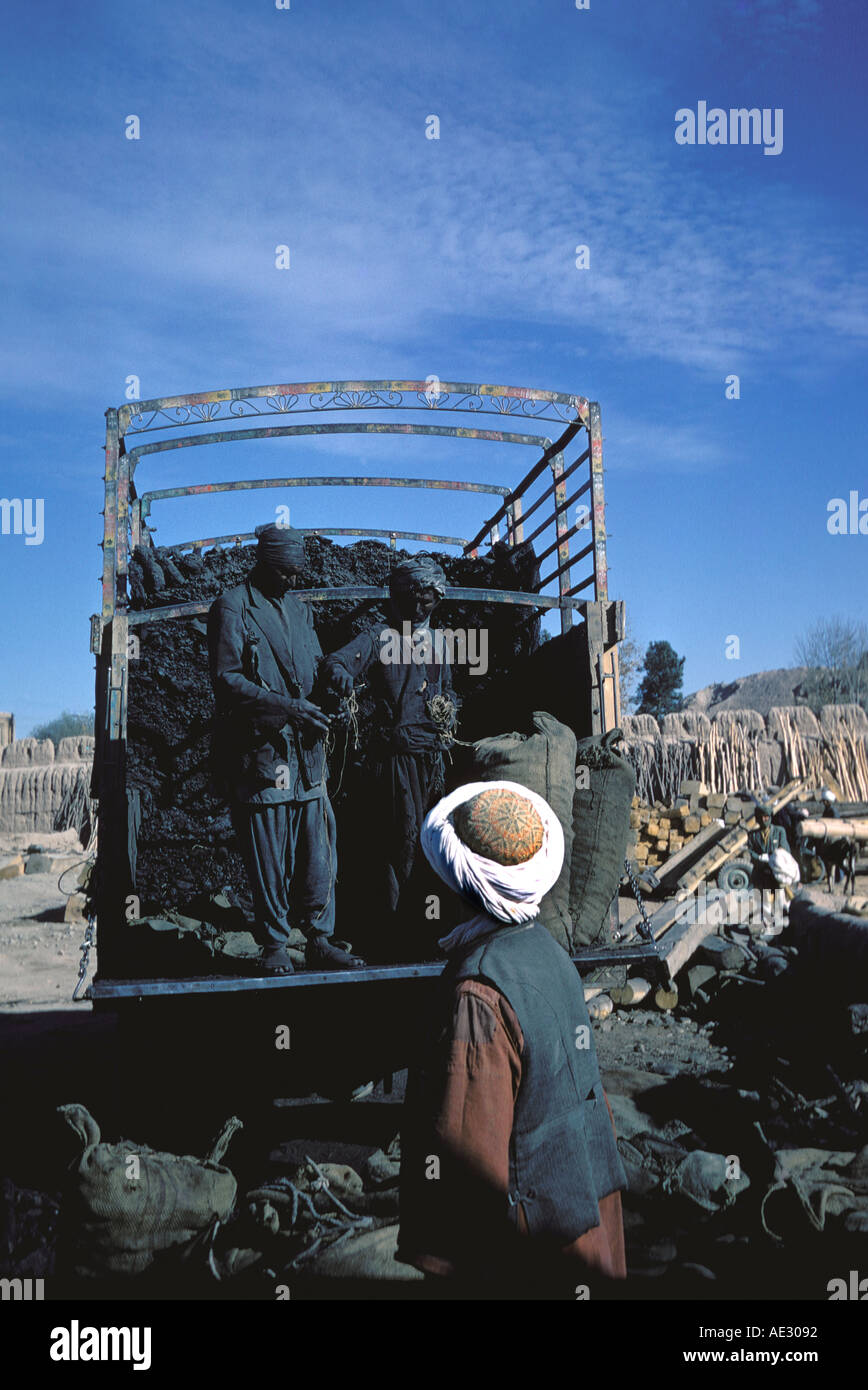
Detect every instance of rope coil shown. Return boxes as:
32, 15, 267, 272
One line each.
425, 693, 472, 749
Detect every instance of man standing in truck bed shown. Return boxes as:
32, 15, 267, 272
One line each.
207, 523, 364, 974
321, 555, 460, 960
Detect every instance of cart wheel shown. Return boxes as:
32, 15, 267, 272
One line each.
717, 858, 753, 893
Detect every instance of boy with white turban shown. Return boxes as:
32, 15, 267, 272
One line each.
396, 780, 627, 1295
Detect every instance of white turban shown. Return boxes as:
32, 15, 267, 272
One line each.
421, 780, 564, 926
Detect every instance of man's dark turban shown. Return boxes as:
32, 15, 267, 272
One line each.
388, 555, 446, 598
255, 523, 306, 569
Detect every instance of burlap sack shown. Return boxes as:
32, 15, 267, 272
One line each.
789, 891, 868, 997
465, 711, 577, 952
58, 1104, 239, 1277
570, 729, 636, 947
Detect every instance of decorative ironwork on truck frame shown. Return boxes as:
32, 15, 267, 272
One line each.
95, 378, 612, 749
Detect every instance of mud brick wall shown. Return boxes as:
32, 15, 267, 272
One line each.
0, 737, 94, 835
620, 704, 868, 805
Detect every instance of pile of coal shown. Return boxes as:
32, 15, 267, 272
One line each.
127, 537, 541, 919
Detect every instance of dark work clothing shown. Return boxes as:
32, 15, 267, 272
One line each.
208, 579, 327, 803
747, 823, 788, 863
774, 806, 804, 858
368, 748, 446, 900
398, 921, 627, 1290
322, 620, 457, 756
820, 803, 850, 885
322, 619, 458, 951
208, 579, 336, 945
747, 823, 788, 889
231, 798, 336, 947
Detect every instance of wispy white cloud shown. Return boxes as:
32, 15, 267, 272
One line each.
603, 416, 728, 475
1, 0, 865, 413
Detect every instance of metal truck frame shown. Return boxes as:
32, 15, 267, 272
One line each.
88, 379, 662, 1006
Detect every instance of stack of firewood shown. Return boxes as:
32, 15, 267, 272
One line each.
627, 780, 758, 869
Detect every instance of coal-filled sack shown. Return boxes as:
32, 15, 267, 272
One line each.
570, 729, 636, 947
57, 1104, 239, 1278
463, 711, 577, 952
789, 889, 868, 1000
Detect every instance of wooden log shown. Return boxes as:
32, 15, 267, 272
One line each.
654, 985, 679, 1011
620, 881, 717, 944
658, 900, 727, 980
609, 977, 653, 1007
677, 825, 749, 894
799, 818, 868, 841
680, 780, 708, 798
655, 817, 727, 886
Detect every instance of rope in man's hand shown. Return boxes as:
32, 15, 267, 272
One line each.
426, 693, 472, 750
323, 688, 361, 795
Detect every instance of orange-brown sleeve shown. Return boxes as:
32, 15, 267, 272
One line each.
404, 978, 522, 1276
433, 978, 523, 1195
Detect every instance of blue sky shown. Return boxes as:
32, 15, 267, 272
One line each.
1, 0, 866, 733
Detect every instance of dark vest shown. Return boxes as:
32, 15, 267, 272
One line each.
453, 921, 627, 1243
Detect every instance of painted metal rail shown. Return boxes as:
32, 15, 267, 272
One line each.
90, 943, 661, 1001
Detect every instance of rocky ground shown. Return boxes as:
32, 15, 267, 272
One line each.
0, 829, 90, 1009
